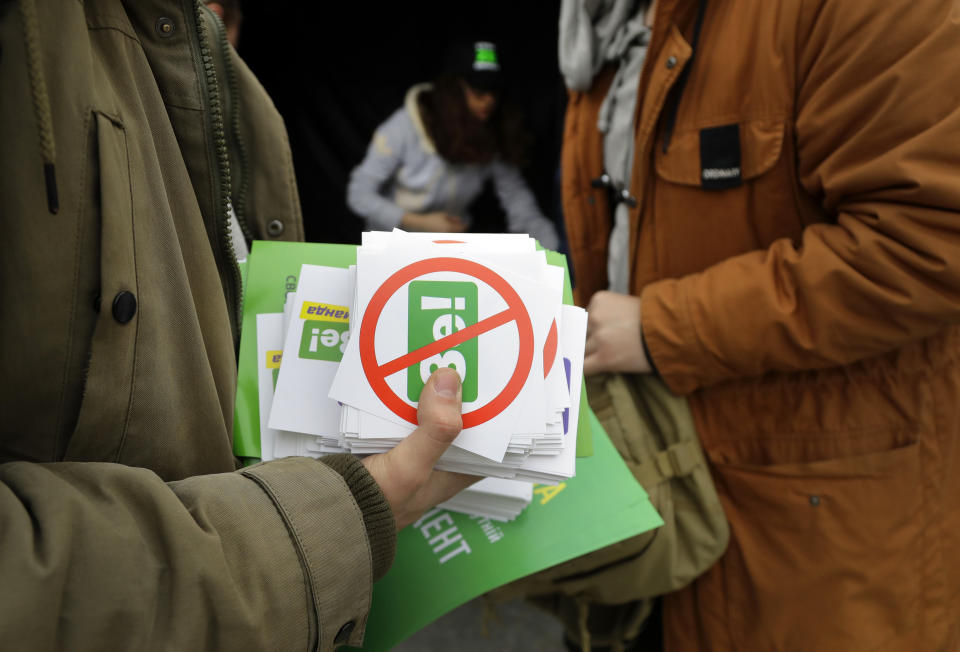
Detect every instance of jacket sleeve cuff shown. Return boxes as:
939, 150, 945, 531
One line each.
242, 457, 390, 648
640, 277, 715, 395
318, 454, 397, 580
640, 325, 661, 379
384, 204, 406, 230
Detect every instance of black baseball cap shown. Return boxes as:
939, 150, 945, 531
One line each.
445, 39, 503, 92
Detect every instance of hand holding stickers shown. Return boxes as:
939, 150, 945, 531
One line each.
264, 230, 588, 518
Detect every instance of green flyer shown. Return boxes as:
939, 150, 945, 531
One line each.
353, 407, 660, 651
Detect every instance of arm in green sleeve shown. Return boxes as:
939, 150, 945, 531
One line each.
0, 455, 396, 651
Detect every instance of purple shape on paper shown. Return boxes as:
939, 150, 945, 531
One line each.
562, 357, 572, 435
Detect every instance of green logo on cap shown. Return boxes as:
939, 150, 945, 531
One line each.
475, 47, 497, 64
473, 41, 499, 71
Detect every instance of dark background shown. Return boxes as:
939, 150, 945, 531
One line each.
238, 1, 566, 246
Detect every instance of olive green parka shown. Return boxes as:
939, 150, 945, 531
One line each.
0, 1, 395, 649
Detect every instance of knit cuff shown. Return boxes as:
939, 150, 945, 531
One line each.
319, 454, 397, 580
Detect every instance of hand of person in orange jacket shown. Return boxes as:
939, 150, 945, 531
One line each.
584, 290, 653, 376
361, 367, 478, 529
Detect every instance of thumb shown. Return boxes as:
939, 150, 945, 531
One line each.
391, 367, 463, 479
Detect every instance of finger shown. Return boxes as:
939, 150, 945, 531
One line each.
585, 321, 598, 341
583, 333, 600, 356
585, 307, 603, 337
587, 291, 619, 323
389, 368, 463, 480
583, 350, 602, 376
586, 290, 608, 311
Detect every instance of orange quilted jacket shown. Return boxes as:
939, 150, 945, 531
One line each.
562, 0, 960, 649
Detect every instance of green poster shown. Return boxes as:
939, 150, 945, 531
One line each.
351, 406, 661, 651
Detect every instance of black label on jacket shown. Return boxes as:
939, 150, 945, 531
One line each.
700, 124, 742, 190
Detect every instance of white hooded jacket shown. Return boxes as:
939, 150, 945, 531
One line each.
346, 84, 560, 249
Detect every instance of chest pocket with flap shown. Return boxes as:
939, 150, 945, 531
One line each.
648, 118, 802, 277
655, 118, 785, 187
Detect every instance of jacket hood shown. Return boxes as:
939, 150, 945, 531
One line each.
404, 83, 437, 155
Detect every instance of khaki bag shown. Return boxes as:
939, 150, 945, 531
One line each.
491, 373, 729, 649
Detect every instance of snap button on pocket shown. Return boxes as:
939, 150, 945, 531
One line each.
156, 17, 175, 37
267, 219, 285, 237
112, 291, 137, 324
666, 55, 678, 69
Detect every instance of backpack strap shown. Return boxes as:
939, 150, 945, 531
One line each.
653, 440, 703, 480
589, 373, 705, 489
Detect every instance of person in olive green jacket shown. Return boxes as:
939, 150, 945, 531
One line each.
0, 0, 476, 649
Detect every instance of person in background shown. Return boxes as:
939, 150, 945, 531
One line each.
347, 39, 561, 250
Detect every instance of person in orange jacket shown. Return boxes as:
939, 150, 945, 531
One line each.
562, 0, 960, 649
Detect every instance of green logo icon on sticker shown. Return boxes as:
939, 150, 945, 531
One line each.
407, 280, 478, 402
299, 320, 350, 362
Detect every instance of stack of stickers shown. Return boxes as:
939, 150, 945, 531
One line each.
259, 230, 587, 518
437, 477, 535, 522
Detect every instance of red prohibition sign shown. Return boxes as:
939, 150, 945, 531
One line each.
360, 257, 535, 428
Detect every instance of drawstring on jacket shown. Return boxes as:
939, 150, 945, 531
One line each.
661, 0, 707, 154
18, 0, 58, 214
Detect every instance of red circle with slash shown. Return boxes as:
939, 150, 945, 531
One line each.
359, 257, 534, 427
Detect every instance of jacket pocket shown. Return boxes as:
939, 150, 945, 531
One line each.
650, 118, 803, 277
66, 112, 139, 462
713, 442, 922, 651
654, 118, 784, 186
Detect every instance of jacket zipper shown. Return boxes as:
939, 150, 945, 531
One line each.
189, 1, 243, 344
212, 8, 252, 243
620, 5, 656, 292
628, 0, 677, 290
